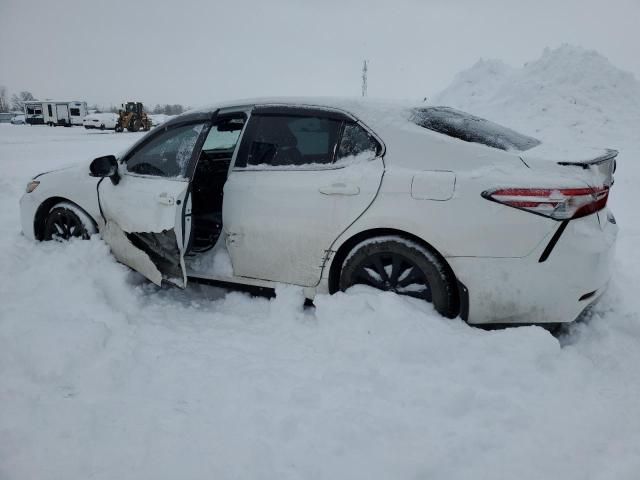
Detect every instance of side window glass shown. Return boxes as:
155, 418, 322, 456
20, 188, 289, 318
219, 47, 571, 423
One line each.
202, 118, 245, 153
126, 123, 206, 178
336, 123, 380, 163
238, 115, 341, 168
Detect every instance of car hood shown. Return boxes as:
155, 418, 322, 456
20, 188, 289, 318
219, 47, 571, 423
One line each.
33, 153, 125, 180
33, 156, 103, 180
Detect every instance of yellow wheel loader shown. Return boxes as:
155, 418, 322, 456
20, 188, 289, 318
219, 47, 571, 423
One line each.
115, 102, 152, 132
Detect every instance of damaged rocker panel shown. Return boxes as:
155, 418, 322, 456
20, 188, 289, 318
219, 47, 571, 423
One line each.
102, 220, 186, 287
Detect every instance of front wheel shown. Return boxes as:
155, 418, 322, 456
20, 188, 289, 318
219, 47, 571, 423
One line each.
339, 237, 458, 318
43, 202, 96, 241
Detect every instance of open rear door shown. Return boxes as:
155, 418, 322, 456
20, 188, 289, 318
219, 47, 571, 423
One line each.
97, 119, 211, 287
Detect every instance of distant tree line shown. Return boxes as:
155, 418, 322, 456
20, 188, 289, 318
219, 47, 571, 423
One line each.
150, 104, 186, 115
0, 86, 187, 117
94, 103, 187, 115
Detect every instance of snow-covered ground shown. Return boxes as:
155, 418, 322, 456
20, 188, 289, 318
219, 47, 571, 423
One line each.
2, 47, 640, 479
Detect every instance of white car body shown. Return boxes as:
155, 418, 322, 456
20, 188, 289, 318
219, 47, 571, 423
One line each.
11, 114, 26, 124
19, 98, 618, 325
83, 113, 119, 130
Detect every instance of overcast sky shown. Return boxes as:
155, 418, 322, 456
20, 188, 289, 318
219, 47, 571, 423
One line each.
1, 0, 639, 108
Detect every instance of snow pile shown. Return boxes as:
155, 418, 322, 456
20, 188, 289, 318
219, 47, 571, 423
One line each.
434, 45, 640, 145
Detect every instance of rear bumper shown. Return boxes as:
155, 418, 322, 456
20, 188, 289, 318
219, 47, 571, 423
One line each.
449, 210, 617, 324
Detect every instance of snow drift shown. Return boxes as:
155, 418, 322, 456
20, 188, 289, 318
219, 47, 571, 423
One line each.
434, 44, 640, 145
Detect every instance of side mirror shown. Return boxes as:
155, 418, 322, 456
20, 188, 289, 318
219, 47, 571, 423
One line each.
89, 155, 120, 185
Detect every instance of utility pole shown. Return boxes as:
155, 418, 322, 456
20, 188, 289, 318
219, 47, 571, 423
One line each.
361, 60, 368, 97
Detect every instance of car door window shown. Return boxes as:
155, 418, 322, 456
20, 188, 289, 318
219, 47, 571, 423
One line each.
202, 118, 244, 153
336, 123, 381, 164
235, 114, 341, 168
126, 123, 206, 178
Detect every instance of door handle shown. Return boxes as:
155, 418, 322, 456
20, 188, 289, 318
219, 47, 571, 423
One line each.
157, 192, 175, 205
319, 183, 360, 196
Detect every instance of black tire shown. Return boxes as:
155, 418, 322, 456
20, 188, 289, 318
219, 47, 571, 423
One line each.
100, 124, 105, 130
339, 237, 458, 318
43, 203, 96, 241
115, 123, 123, 133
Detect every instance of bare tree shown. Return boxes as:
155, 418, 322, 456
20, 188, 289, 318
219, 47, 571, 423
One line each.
0, 86, 8, 113
11, 91, 36, 111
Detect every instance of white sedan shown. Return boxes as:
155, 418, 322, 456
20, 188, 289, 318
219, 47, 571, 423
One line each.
11, 114, 26, 125
19, 98, 618, 326
82, 113, 118, 130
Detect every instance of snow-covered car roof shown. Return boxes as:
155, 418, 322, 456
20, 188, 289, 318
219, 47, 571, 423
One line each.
164, 97, 542, 170
190, 96, 416, 123
83, 112, 117, 119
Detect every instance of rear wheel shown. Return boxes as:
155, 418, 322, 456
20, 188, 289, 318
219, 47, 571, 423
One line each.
100, 124, 105, 130
339, 237, 458, 318
43, 202, 96, 241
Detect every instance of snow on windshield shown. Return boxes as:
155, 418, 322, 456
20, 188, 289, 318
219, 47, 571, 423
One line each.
411, 106, 541, 152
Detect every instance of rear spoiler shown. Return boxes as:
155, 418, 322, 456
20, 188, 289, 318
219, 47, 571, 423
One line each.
555, 148, 617, 187
556, 148, 618, 168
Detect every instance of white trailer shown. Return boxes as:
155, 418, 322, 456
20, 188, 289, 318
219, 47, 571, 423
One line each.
40, 101, 88, 126
23, 101, 45, 125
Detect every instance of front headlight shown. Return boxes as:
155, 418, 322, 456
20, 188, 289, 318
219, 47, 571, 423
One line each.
26, 180, 40, 193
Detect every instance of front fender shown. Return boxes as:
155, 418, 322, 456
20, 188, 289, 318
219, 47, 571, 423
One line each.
23, 161, 102, 238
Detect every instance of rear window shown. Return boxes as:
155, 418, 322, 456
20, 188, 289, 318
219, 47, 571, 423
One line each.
411, 107, 541, 152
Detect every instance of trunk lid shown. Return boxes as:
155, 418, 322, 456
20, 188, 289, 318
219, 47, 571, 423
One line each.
520, 144, 617, 188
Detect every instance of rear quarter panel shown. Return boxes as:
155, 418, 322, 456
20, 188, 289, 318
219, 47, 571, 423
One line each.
333, 128, 558, 259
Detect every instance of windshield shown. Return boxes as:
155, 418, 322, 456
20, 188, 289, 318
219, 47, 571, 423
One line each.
411, 107, 541, 152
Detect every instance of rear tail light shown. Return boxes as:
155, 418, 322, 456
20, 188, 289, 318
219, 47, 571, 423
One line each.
482, 186, 609, 220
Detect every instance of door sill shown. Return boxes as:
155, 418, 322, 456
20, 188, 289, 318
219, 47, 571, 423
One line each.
187, 274, 276, 298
